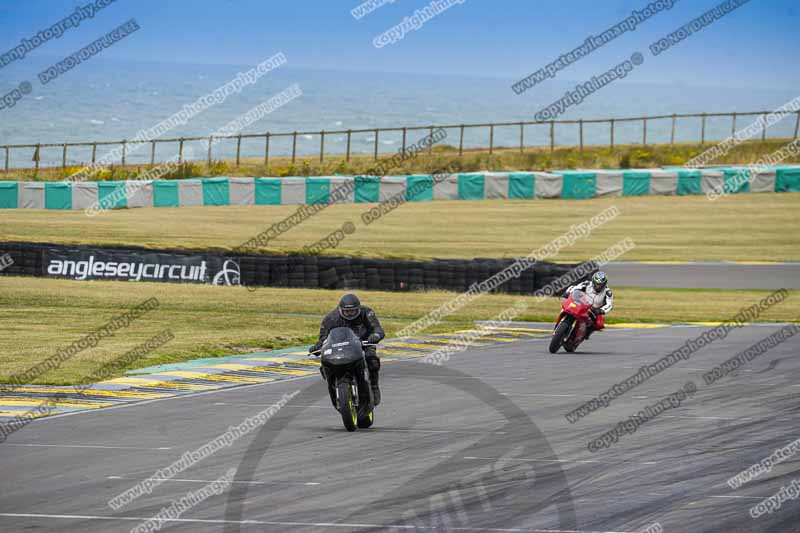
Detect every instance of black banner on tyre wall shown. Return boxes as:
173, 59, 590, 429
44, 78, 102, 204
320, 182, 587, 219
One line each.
1, 241, 592, 294
43, 249, 241, 286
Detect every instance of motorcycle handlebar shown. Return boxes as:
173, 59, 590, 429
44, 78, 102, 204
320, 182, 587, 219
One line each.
309, 342, 376, 356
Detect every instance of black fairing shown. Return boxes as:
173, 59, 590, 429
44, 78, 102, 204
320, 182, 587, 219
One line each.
320, 327, 365, 366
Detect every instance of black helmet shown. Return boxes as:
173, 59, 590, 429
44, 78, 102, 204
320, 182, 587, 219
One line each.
592, 271, 608, 292
338, 293, 361, 321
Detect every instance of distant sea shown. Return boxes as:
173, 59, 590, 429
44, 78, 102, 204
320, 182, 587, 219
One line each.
1, 57, 797, 168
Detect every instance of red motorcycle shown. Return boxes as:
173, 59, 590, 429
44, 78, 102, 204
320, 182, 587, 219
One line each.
549, 289, 599, 353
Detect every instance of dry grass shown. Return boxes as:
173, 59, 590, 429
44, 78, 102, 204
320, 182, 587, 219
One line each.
0, 276, 797, 385
2, 193, 799, 262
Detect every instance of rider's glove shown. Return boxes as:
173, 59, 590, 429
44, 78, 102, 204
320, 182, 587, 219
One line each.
367, 333, 381, 344
309, 346, 320, 356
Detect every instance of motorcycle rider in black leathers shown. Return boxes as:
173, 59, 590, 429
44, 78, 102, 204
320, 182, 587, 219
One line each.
310, 293, 385, 405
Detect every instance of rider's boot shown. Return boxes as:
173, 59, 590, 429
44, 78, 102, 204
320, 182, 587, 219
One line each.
367, 356, 381, 406
370, 373, 381, 406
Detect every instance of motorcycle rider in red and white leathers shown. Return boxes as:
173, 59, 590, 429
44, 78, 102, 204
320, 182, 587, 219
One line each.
564, 271, 613, 339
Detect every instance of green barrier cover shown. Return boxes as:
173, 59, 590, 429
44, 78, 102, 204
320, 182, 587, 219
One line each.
723, 169, 750, 194
622, 171, 651, 196
255, 178, 282, 205
97, 181, 127, 209
0, 182, 18, 208
306, 177, 330, 204
508, 173, 535, 199
458, 174, 485, 200
776, 167, 800, 192
559, 172, 597, 199
153, 181, 179, 207
406, 175, 433, 202
677, 170, 702, 195
355, 176, 380, 203
45, 182, 71, 210
202, 177, 230, 206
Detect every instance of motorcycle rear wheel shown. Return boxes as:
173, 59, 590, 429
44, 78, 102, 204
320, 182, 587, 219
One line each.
549, 318, 572, 354
337, 380, 358, 432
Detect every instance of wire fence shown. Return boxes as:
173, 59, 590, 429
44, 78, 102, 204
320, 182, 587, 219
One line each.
3, 109, 799, 173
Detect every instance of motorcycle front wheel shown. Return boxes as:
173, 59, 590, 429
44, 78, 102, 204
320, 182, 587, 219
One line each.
549, 317, 573, 354
337, 379, 358, 432
357, 410, 374, 429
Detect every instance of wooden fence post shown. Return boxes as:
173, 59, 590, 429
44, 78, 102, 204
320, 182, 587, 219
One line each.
346, 130, 351, 162
235, 135, 242, 167
150, 141, 156, 165
519, 122, 524, 152
319, 131, 325, 163
207, 136, 213, 166
458, 125, 464, 156
670, 114, 676, 145
3, 146, 8, 173
761, 113, 767, 142
731, 112, 737, 137
795, 111, 800, 139
549, 121, 555, 152
62, 143, 67, 169
610, 119, 615, 150
91, 143, 97, 164
179, 138, 185, 164
121, 141, 127, 166
264, 133, 270, 169
291, 131, 297, 164
579, 119, 584, 152
489, 124, 494, 155
701, 114, 706, 146
373, 129, 379, 161
401, 127, 407, 157
642, 118, 647, 146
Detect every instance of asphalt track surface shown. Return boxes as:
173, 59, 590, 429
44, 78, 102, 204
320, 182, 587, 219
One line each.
603, 263, 800, 290
1, 323, 799, 533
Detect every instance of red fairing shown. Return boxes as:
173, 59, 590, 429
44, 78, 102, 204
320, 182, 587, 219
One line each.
553, 290, 596, 347
560, 293, 593, 319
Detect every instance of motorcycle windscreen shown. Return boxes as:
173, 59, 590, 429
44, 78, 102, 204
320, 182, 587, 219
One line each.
320, 327, 364, 366
571, 290, 594, 306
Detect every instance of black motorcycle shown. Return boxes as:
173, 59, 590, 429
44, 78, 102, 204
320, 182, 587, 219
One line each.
311, 327, 376, 432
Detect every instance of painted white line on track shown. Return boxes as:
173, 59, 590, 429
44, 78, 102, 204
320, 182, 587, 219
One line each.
708, 495, 764, 500
3, 443, 171, 450
662, 415, 746, 421
460, 456, 659, 466
501, 393, 578, 398
212, 402, 327, 409
0, 513, 636, 532
106, 475, 321, 486
374, 428, 507, 435
621, 366, 708, 371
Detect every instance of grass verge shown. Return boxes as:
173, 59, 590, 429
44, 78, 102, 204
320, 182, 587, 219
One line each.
0, 276, 797, 385
2, 193, 799, 262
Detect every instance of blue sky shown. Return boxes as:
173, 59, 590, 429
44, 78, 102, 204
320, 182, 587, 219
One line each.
0, 0, 797, 89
